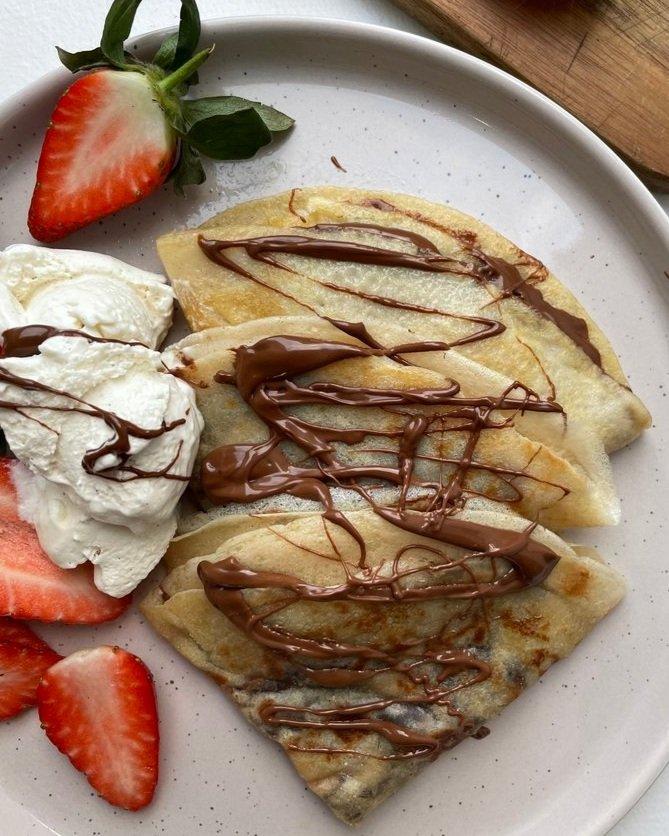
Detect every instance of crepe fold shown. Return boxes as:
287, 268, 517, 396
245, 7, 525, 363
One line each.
142, 507, 625, 825
163, 316, 618, 530
148, 187, 637, 824
157, 186, 650, 453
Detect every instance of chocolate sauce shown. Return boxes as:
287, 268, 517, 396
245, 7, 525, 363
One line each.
515, 336, 557, 402
330, 155, 347, 172
1, 324, 146, 358
476, 252, 602, 368
356, 200, 600, 367
196, 331, 565, 761
200, 232, 464, 273
0, 326, 187, 482
311, 221, 445, 256
319, 283, 505, 350
359, 197, 397, 213
200, 232, 506, 351
199, 214, 603, 368
356, 197, 479, 248
287, 188, 306, 223
324, 317, 411, 364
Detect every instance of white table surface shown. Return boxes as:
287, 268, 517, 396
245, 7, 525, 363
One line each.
1, 1, 667, 833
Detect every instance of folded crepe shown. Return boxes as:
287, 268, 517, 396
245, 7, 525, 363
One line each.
142, 507, 625, 825
163, 315, 619, 530
166, 511, 307, 570
157, 186, 650, 453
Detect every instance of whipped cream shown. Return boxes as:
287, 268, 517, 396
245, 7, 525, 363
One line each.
0, 334, 203, 597
13, 467, 176, 597
0, 244, 174, 348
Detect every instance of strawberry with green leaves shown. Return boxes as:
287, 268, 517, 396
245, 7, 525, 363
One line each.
29, 0, 294, 242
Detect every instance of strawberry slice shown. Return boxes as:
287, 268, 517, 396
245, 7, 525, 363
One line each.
0, 619, 62, 720
0, 616, 52, 649
0, 459, 130, 623
0, 458, 20, 523
28, 70, 176, 242
37, 646, 159, 811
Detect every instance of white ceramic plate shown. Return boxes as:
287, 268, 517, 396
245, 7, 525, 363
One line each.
0, 17, 667, 836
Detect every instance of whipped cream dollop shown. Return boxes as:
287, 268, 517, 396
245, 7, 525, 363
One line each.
0, 333, 203, 597
0, 245, 174, 348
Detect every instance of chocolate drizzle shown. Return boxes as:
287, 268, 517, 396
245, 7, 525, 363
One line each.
475, 252, 602, 367
199, 230, 506, 352
0, 325, 188, 482
197, 330, 565, 762
199, 212, 603, 368
1, 324, 147, 358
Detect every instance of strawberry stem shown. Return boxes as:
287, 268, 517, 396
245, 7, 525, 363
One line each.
158, 46, 214, 93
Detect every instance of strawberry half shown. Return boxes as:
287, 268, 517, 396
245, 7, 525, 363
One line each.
28, 71, 176, 242
26, 0, 294, 241
0, 619, 61, 720
0, 459, 131, 623
37, 646, 159, 811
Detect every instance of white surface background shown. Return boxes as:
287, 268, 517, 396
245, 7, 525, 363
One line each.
0, 1, 667, 833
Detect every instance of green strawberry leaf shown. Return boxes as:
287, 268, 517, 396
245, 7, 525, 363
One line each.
152, 32, 178, 69
182, 95, 294, 133
56, 46, 111, 73
185, 108, 272, 160
101, 0, 143, 67
50, 0, 296, 206
172, 142, 206, 195
172, 0, 201, 70
152, 1, 200, 78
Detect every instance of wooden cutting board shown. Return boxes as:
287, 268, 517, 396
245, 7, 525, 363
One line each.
390, 0, 669, 189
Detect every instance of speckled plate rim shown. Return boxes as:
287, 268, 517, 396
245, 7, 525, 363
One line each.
0, 16, 667, 836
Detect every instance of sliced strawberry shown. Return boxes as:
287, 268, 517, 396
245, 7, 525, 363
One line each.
0, 616, 52, 649
0, 458, 20, 523
28, 70, 176, 242
0, 459, 131, 623
37, 646, 159, 811
0, 638, 61, 720
0, 616, 62, 720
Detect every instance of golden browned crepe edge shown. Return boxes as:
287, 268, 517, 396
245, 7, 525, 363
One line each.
162, 315, 620, 530
143, 509, 625, 825
156, 186, 651, 452
195, 185, 628, 390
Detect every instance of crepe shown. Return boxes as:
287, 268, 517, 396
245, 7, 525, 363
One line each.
166, 511, 307, 570
157, 186, 650, 453
163, 316, 619, 530
142, 507, 625, 825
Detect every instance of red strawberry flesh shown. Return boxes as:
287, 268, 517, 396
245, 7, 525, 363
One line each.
0, 624, 61, 720
28, 70, 176, 242
0, 459, 131, 622
37, 646, 159, 811
0, 616, 53, 649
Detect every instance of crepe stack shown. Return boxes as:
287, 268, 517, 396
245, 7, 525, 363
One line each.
143, 187, 648, 824
157, 186, 650, 453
